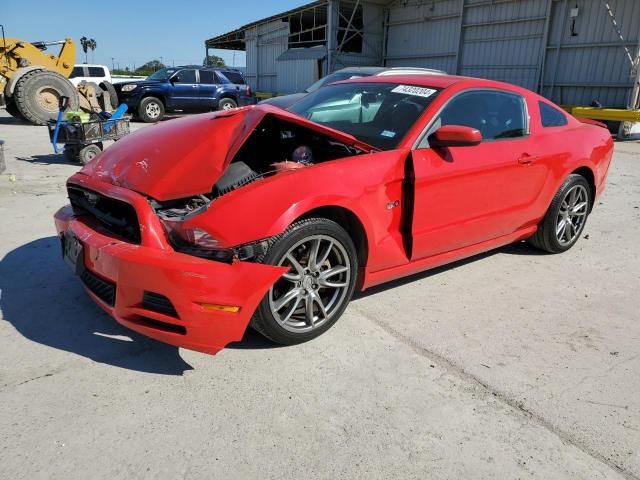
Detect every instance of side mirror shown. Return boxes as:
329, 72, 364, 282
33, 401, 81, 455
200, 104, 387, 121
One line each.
429, 125, 482, 147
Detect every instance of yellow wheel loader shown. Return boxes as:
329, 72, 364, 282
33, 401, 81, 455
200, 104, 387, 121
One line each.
0, 30, 117, 125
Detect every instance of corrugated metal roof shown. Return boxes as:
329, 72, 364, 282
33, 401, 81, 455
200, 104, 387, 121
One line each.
205, 0, 327, 49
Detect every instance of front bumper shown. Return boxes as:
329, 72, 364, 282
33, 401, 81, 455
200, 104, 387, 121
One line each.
54, 176, 285, 355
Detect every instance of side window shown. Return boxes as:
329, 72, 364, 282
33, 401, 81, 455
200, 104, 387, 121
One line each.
435, 90, 527, 141
88, 67, 105, 77
199, 70, 216, 84
173, 69, 197, 84
69, 67, 84, 78
221, 71, 245, 85
539, 101, 568, 127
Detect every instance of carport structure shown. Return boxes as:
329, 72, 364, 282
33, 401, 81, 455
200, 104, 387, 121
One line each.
206, 0, 640, 112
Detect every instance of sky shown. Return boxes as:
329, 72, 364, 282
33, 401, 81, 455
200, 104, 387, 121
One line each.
3, 0, 305, 70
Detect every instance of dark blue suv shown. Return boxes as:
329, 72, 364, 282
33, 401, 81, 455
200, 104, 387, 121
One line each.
114, 66, 256, 122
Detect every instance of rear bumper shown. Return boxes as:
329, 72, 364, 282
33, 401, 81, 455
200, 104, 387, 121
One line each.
54, 176, 285, 355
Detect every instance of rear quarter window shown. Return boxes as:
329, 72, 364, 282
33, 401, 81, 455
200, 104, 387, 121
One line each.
69, 67, 84, 78
88, 67, 106, 77
539, 101, 568, 127
199, 70, 217, 84
220, 71, 245, 84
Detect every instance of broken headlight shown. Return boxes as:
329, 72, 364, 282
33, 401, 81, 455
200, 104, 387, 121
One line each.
159, 217, 234, 264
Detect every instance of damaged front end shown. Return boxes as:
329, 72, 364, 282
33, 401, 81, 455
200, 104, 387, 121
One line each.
55, 105, 371, 354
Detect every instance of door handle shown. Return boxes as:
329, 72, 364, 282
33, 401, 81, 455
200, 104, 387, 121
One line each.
518, 154, 536, 165
192, 85, 197, 88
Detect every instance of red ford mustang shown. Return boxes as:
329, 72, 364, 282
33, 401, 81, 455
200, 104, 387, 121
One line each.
54, 75, 614, 354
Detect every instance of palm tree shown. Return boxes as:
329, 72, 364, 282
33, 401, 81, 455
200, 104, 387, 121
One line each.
80, 36, 88, 63
88, 39, 97, 63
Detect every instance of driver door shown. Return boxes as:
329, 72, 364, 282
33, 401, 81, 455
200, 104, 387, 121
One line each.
169, 69, 199, 110
410, 89, 548, 260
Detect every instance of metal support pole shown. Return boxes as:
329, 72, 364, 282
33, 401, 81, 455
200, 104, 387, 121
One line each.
453, 0, 465, 75
381, 6, 390, 67
536, 0, 553, 94
548, 0, 569, 101
326, 0, 336, 73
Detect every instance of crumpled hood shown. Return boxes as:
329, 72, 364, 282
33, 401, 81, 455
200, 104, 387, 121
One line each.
80, 105, 374, 201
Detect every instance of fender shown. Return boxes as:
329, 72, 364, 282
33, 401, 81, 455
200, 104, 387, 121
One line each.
195, 151, 409, 272
5, 66, 43, 97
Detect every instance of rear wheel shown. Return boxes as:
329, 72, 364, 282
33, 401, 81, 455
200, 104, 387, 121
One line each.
77, 143, 103, 164
251, 218, 358, 345
138, 97, 164, 122
63, 145, 79, 162
217, 98, 237, 111
527, 174, 591, 253
14, 70, 79, 125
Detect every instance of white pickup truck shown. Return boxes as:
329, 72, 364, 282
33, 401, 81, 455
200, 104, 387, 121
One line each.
68, 64, 112, 87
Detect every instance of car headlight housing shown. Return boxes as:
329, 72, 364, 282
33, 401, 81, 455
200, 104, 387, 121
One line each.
121, 84, 138, 92
159, 218, 234, 264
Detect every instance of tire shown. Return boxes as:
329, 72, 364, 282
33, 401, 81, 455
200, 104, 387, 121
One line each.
14, 70, 79, 125
63, 145, 79, 162
138, 96, 164, 122
99, 81, 118, 109
217, 98, 237, 111
77, 143, 103, 165
5, 99, 25, 120
251, 218, 358, 345
527, 174, 591, 253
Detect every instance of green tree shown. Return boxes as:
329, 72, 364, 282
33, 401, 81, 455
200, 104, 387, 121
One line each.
134, 59, 166, 75
79, 36, 88, 63
88, 38, 97, 63
203, 54, 225, 67
79, 37, 97, 63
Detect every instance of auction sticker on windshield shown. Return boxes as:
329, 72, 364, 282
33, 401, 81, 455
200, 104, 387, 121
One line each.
391, 85, 437, 98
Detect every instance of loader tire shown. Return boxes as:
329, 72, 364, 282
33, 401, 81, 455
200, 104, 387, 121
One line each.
99, 81, 119, 110
14, 70, 79, 125
5, 99, 25, 121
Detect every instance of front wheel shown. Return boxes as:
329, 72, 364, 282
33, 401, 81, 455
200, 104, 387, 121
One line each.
527, 174, 591, 253
138, 97, 164, 122
251, 218, 358, 345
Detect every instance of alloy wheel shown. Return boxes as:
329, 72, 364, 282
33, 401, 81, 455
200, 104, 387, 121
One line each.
556, 184, 588, 246
268, 235, 351, 333
146, 102, 161, 119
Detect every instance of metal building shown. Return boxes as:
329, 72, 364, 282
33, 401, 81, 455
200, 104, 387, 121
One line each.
205, 0, 640, 110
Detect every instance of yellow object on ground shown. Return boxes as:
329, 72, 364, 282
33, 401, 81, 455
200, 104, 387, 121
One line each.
64, 111, 90, 123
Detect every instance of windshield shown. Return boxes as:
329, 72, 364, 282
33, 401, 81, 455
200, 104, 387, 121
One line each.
305, 71, 369, 93
289, 82, 440, 150
147, 68, 177, 82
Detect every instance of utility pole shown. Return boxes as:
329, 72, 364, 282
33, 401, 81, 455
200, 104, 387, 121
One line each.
111, 57, 115, 71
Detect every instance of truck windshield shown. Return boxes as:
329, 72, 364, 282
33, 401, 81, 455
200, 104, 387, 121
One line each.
147, 68, 177, 82
289, 82, 440, 150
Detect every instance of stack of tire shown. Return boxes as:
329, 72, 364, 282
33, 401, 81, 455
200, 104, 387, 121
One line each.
5, 69, 117, 126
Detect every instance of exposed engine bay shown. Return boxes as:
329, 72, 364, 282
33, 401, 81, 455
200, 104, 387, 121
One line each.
152, 115, 364, 220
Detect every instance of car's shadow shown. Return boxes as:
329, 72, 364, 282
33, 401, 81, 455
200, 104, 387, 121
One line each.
355, 241, 545, 299
0, 237, 546, 366
17, 154, 80, 166
0, 236, 194, 375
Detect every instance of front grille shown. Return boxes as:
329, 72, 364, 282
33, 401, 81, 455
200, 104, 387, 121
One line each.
68, 185, 141, 244
142, 291, 179, 318
80, 268, 116, 306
